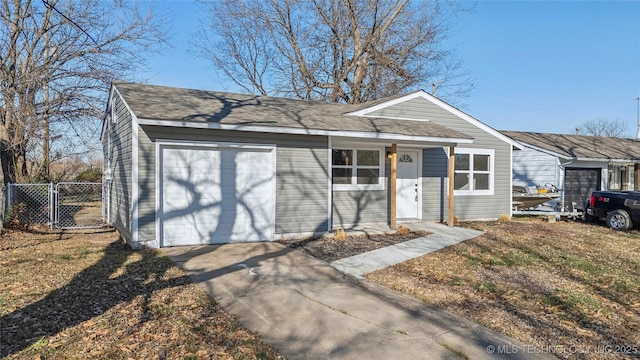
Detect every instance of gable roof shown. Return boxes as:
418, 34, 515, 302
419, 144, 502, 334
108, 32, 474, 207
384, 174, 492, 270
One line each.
502, 131, 640, 161
348, 90, 523, 149
113, 82, 473, 144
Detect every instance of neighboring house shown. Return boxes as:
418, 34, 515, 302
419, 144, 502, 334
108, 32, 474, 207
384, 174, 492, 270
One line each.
101, 82, 519, 249
503, 131, 640, 211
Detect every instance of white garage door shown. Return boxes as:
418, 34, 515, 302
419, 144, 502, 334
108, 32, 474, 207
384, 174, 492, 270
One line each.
159, 143, 275, 246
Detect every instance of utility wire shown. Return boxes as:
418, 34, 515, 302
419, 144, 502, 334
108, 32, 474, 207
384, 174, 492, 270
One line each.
41, 0, 98, 46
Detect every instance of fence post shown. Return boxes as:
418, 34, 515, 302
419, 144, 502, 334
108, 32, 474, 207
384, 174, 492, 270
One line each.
49, 182, 54, 229
0, 186, 5, 234
6, 183, 11, 218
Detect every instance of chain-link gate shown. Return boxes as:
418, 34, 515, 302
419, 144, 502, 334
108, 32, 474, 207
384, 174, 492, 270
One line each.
5, 182, 106, 229
55, 182, 104, 229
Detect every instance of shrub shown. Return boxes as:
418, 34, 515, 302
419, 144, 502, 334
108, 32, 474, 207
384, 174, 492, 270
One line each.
334, 228, 347, 241
397, 225, 410, 235
75, 168, 102, 182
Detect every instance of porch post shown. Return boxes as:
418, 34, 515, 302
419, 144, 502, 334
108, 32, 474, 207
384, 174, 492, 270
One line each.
448, 146, 455, 227
390, 143, 397, 229
635, 164, 640, 190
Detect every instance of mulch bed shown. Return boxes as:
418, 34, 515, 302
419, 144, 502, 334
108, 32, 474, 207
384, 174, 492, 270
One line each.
278, 230, 430, 263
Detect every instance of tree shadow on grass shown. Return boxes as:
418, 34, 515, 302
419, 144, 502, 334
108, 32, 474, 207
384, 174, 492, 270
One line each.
0, 239, 192, 357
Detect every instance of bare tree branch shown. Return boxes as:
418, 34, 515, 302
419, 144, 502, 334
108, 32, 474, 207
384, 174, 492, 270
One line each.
195, 0, 473, 104
0, 0, 167, 183
574, 117, 631, 138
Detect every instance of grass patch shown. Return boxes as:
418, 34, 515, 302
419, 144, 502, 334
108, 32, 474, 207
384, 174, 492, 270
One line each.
0, 229, 281, 359
440, 342, 469, 360
367, 219, 640, 360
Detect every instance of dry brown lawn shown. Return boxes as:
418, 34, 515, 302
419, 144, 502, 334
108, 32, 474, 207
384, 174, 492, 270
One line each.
367, 219, 640, 360
0, 229, 282, 359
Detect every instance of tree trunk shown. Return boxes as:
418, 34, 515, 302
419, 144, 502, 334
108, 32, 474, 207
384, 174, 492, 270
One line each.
0, 103, 17, 185
0, 137, 17, 185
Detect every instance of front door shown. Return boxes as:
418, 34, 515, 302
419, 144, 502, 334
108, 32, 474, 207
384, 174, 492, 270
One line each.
396, 151, 419, 219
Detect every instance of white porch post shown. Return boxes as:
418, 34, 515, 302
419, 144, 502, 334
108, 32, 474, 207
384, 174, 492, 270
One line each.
448, 146, 455, 227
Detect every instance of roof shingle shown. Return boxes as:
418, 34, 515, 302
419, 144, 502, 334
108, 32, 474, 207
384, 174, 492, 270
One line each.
502, 131, 640, 161
114, 82, 473, 141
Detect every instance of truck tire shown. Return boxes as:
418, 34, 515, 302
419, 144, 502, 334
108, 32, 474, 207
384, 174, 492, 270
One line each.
606, 209, 633, 231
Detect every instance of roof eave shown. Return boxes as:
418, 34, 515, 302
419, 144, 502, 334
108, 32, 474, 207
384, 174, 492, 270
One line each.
576, 157, 640, 163
100, 83, 117, 142
136, 118, 473, 145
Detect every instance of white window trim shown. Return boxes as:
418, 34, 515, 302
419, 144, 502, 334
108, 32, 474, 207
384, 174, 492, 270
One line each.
332, 147, 386, 191
453, 148, 495, 196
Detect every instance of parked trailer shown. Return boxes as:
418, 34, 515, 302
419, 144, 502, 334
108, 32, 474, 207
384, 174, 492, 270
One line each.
512, 210, 583, 222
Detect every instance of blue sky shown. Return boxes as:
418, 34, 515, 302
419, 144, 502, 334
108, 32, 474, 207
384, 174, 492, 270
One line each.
144, 0, 640, 136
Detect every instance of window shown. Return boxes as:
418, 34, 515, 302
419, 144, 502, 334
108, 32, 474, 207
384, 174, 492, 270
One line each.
332, 148, 384, 190
399, 154, 413, 163
453, 148, 494, 195
608, 165, 632, 191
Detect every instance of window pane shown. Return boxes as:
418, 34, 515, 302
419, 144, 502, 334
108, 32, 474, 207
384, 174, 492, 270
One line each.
475, 174, 490, 190
474, 154, 489, 171
332, 168, 352, 184
357, 150, 379, 166
455, 154, 469, 171
332, 150, 352, 166
454, 173, 469, 190
357, 169, 379, 184
399, 154, 413, 163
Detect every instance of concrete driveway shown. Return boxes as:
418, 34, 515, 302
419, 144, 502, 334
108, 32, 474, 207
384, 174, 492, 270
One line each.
162, 242, 554, 360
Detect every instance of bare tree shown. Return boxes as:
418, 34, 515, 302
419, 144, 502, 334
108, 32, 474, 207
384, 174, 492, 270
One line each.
0, 0, 165, 184
196, 0, 473, 104
574, 117, 631, 138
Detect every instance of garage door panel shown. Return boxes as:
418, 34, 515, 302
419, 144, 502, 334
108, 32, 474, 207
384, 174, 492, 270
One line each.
565, 168, 601, 211
160, 144, 275, 246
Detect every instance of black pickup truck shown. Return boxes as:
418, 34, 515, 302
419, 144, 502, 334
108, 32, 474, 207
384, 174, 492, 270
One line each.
586, 191, 640, 230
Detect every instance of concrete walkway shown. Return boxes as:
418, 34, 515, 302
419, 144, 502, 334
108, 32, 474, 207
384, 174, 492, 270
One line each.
331, 222, 484, 277
162, 226, 554, 360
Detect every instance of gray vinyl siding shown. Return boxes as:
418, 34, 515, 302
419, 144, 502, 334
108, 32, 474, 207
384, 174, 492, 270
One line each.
275, 143, 330, 234
104, 92, 133, 241
332, 190, 387, 228
370, 97, 512, 220
137, 126, 329, 244
421, 147, 448, 222
137, 127, 155, 245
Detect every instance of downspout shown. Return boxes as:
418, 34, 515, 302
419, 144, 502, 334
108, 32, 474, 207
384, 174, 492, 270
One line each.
558, 157, 576, 211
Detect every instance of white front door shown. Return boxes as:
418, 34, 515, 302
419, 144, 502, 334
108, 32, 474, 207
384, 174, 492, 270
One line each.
396, 151, 419, 219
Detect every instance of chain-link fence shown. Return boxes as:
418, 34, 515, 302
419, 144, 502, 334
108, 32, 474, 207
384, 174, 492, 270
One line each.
5, 183, 53, 228
4, 182, 105, 229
